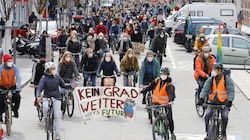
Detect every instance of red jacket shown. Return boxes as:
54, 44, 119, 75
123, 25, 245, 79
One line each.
94, 25, 108, 35
194, 54, 216, 80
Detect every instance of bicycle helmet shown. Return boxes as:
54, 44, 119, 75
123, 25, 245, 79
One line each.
212, 63, 223, 70
160, 67, 170, 74
45, 62, 56, 70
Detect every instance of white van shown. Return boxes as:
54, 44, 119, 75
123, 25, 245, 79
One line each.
165, 3, 237, 31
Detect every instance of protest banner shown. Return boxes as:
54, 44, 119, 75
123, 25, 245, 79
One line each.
76, 86, 140, 122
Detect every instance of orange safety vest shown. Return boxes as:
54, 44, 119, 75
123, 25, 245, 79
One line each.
0, 68, 16, 88
152, 79, 169, 105
208, 76, 228, 102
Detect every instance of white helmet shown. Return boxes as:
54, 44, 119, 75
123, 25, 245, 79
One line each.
45, 62, 56, 70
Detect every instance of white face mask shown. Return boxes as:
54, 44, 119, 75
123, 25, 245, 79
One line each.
128, 54, 133, 58
123, 37, 128, 41
204, 53, 209, 58
160, 35, 164, 38
65, 57, 71, 62
200, 38, 205, 42
72, 39, 77, 42
105, 57, 111, 62
211, 70, 217, 77
134, 31, 138, 34
88, 53, 93, 58
100, 22, 103, 25
160, 75, 167, 80
147, 57, 153, 62
7, 62, 13, 67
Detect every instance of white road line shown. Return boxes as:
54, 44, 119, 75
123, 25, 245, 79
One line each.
167, 44, 176, 69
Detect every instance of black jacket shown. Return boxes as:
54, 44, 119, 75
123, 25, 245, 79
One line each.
151, 33, 167, 54
131, 32, 143, 43
67, 41, 81, 53
80, 54, 99, 73
31, 61, 46, 85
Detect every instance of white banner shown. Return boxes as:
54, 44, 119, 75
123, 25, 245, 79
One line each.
75, 86, 140, 122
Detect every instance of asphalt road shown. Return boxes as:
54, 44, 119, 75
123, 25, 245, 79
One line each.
1, 38, 248, 140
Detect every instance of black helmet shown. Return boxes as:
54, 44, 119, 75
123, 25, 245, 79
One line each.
160, 67, 170, 74
212, 63, 223, 69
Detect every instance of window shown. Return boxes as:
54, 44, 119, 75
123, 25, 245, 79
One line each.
197, 11, 203, 17
220, 9, 234, 16
203, 28, 212, 35
190, 10, 196, 16
232, 37, 250, 49
213, 37, 229, 47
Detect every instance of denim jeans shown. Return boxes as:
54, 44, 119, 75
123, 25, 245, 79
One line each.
205, 106, 229, 135
83, 73, 96, 86
43, 99, 61, 136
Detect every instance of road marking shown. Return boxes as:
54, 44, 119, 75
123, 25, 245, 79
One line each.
167, 44, 176, 69
175, 134, 242, 140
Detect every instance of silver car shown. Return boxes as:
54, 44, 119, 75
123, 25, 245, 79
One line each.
207, 34, 250, 65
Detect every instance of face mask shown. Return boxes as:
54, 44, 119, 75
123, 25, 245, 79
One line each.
160, 35, 164, 38
65, 57, 71, 62
72, 39, 77, 42
88, 53, 93, 58
211, 70, 217, 77
100, 37, 104, 39
100, 23, 103, 25
200, 38, 205, 42
7, 62, 13, 67
160, 75, 167, 80
51, 69, 56, 75
123, 38, 128, 41
112, 24, 115, 26
147, 57, 153, 62
134, 31, 138, 34
128, 54, 133, 58
150, 28, 154, 30
105, 57, 111, 62
204, 53, 209, 58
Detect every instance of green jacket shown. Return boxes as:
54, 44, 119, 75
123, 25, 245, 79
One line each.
200, 74, 235, 104
139, 58, 160, 85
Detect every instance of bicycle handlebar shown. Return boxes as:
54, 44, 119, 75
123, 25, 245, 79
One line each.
203, 103, 227, 108
146, 102, 174, 109
83, 71, 96, 74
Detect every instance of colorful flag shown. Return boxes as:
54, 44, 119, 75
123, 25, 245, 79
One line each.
216, 24, 223, 64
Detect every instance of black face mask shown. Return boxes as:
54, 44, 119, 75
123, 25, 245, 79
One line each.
40, 60, 46, 64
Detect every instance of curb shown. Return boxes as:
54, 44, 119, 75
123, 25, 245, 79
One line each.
21, 78, 31, 89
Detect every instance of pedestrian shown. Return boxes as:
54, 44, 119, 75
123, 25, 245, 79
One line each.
237, 11, 244, 31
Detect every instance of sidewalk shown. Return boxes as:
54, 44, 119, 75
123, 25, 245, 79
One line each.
241, 24, 250, 35
231, 70, 250, 99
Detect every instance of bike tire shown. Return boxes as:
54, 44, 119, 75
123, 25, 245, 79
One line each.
152, 117, 168, 140
207, 119, 217, 140
146, 91, 153, 124
195, 91, 205, 117
67, 91, 75, 117
6, 105, 12, 136
46, 116, 51, 140
244, 57, 250, 73
61, 99, 66, 120
37, 106, 43, 121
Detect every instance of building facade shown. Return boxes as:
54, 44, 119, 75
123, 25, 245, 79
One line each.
242, 0, 250, 26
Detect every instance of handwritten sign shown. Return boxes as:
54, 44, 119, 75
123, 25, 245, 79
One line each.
76, 86, 140, 122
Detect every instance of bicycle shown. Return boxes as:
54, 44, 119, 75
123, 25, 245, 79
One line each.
0, 89, 19, 136
124, 71, 136, 87
195, 88, 206, 117
244, 56, 250, 73
37, 101, 43, 121
61, 88, 75, 119
109, 34, 118, 54
57, 47, 66, 61
44, 97, 59, 140
83, 71, 97, 86
155, 50, 163, 66
148, 104, 174, 140
145, 89, 153, 124
204, 104, 226, 140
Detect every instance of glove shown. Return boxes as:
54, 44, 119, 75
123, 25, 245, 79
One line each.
96, 74, 101, 78
226, 101, 232, 108
197, 98, 205, 106
117, 73, 121, 77
164, 54, 167, 57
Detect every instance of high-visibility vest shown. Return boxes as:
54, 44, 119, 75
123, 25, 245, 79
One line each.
152, 79, 169, 105
209, 76, 228, 102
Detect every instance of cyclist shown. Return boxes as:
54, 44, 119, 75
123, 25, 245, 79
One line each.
66, 35, 82, 69
36, 62, 76, 140
109, 20, 120, 41
120, 48, 140, 86
141, 67, 176, 140
117, 33, 133, 62
139, 50, 160, 104
57, 51, 81, 83
94, 20, 109, 36
86, 28, 96, 50
30, 54, 46, 106
80, 48, 99, 86
150, 31, 167, 66
0, 54, 21, 121
94, 33, 108, 61
198, 63, 235, 140
193, 33, 209, 52
147, 26, 155, 45
194, 45, 216, 95
57, 29, 68, 60
96, 52, 120, 86
131, 28, 143, 43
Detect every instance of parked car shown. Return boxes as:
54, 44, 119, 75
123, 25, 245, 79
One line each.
174, 20, 221, 45
207, 34, 250, 65
201, 25, 248, 38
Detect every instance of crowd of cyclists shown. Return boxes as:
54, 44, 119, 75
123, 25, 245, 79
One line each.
0, 1, 236, 140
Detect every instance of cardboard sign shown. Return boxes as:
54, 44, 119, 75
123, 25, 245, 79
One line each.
76, 86, 140, 122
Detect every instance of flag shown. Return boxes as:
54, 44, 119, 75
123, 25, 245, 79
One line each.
216, 24, 223, 64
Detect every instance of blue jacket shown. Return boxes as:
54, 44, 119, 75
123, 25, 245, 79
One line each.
139, 58, 160, 85
200, 75, 235, 104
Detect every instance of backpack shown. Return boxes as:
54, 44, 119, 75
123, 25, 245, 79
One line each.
141, 22, 148, 30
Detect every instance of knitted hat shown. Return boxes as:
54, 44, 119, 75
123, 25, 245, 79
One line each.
3, 54, 12, 63
146, 50, 154, 56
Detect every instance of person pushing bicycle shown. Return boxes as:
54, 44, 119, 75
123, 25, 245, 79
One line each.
141, 67, 176, 140
197, 63, 235, 140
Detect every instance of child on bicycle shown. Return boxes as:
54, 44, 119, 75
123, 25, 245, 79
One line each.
96, 52, 120, 86
141, 67, 176, 140
36, 62, 76, 140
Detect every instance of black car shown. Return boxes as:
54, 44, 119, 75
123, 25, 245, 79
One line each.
174, 20, 222, 45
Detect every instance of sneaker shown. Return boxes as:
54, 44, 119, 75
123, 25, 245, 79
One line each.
171, 133, 176, 140
13, 111, 19, 118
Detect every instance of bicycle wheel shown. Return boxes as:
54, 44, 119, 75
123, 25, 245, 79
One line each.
244, 57, 250, 73
46, 116, 51, 140
146, 91, 153, 124
195, 90, 205, 117
61, 97, 66, 119
152, 117, 168, 140
37, 105, 43, 121
6, 105, 12, 136
67, 91, 75, 117
208, 119, 217, 140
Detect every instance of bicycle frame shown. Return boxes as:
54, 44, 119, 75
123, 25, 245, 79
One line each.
124, 71, 136, 87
